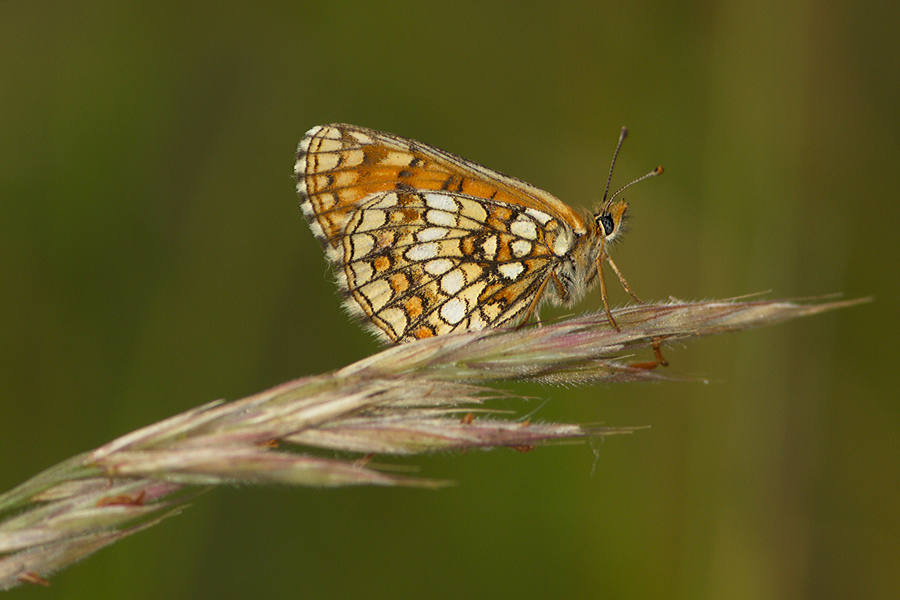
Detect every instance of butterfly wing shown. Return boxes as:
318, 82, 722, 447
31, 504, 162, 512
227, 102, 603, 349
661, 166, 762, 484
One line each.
295, 124, 587, 343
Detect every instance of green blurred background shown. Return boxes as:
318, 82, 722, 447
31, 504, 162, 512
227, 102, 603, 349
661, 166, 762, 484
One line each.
1, 1, 896, 598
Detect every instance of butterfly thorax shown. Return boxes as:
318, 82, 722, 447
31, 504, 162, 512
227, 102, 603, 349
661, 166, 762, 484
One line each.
539, 208, 607, 308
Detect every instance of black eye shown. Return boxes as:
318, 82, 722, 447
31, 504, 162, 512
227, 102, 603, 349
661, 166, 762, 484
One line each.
599, 214, 615, 236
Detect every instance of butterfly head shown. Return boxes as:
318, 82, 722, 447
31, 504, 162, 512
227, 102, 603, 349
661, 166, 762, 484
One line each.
593, 127, 662, 252
595, 200, 628, 246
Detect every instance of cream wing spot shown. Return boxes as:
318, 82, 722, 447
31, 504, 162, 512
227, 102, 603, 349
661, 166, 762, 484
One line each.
349, 261, 373, 286
525, 207, 553, 224
342, 149, 365, 168
313, 151, 341, 172
440, 297, 467, 325
457, 198, 488, 223
424, 192, 458, 211
350, 233, 376, 260
349, 131, 375, 144
405, 242, 439, 262
510, 218, 538, 240
371, 193, 399, 209
511, 239, 533, 257
314, 136, 342, 153
358, 210, 387, 232
481, 235, 498, 258
334, 170, 357, 189
378, 307, 408, 339
552, 228, 574, 256
425, 258, 454, 275
440, 269, 466, 295
359, 278, 392, 312
417, 227, 448, 242
498, 262, 525, 280
383, 151, 414, 166
426, 209, 457, 227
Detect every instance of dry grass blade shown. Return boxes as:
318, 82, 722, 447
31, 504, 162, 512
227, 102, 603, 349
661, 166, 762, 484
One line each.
0, 296, 865, 589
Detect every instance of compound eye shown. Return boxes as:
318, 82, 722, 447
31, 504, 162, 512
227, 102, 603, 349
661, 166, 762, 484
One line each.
599, 214, 616, 237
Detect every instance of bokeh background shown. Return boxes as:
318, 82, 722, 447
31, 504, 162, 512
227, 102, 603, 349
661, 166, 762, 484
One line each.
1, 1, 897, 598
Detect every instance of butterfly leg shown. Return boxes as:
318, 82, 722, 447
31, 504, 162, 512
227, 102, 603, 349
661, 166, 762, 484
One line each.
596, 256, 620, 331
652, 336, 669, 366
606, 255, 642, 304
628, 337, 670, 369
516, 273, 553, 329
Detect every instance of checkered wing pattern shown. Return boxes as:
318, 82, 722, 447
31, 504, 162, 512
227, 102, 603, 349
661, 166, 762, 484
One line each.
295, 124, 594, 343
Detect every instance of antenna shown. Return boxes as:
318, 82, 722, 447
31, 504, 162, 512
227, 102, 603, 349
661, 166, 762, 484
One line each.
607, 166, 664, 205
599, 127, 664, 210
600, 127, 629, 207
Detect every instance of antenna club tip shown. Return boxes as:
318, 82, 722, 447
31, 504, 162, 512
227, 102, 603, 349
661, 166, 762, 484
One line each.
655, 165, 664, 175
620, 126, 628, 137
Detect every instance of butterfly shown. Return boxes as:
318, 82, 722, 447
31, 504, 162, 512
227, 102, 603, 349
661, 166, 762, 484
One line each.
294, 123, 662, 344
